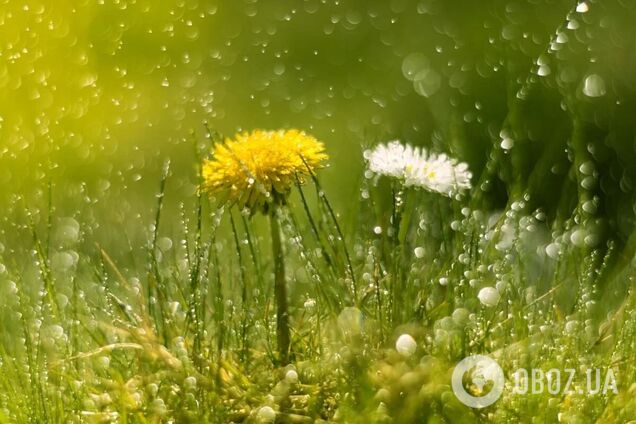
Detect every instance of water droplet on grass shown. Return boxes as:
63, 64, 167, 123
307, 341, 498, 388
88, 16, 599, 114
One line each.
395, 334, 417, 357
501, 137, 514, 150
478, 287, 500, 307
583, 74, 606, 97
576, 2, 589, 13
413, 69, 441, 97
570, 229, 587, 247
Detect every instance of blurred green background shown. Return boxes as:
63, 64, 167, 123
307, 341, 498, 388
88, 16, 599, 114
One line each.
2, 0, 636, 257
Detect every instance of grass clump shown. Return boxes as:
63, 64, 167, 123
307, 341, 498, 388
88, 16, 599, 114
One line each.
0, 127, 634, 424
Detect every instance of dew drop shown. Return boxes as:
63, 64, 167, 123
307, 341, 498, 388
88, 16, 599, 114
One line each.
582, 74, 606, 98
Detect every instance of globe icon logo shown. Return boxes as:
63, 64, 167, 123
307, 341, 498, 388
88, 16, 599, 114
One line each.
452, 355, 505, 408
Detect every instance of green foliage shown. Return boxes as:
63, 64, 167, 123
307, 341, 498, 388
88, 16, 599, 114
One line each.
2, 0, 636, 422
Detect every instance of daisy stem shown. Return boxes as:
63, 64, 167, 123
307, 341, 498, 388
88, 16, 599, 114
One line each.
269, 205, 291, 364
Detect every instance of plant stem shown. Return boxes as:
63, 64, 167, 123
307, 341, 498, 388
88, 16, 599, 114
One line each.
269, 206, 290, 364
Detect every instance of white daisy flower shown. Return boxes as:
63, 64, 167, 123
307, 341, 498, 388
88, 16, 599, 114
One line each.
364, 141, 421, 179
406, 153, 472, 197
365, 141, 472, 197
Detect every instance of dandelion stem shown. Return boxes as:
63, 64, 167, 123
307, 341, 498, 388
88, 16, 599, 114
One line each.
269, 204, 291, 364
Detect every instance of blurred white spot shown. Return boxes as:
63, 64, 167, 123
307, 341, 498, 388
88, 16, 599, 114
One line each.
402, 53, 430, 80
583, 74, 606, 97
57, 217, 80, 244
337, 307, 363, 337
500, 137, 514, 150
576, 2, 589, 13
413, 69, 441, 97
478, 287, 500, 307
285, 369, 299, 384
257, 406, 276, 423
395, 334, 417, 357
452, 308, 470, 326
538, 65, 551, 76
570, 229, 587, 247
545, 242, 561, 259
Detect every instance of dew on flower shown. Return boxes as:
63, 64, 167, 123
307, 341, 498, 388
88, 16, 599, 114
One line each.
202, 129, 328, 211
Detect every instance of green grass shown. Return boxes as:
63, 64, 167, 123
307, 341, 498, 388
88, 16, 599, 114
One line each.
0, 149, 635, 423
2, 0, 636, 422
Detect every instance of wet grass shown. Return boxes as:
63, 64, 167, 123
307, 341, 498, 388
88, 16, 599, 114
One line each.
1, 1, 636, 422
0, 151, 635, 423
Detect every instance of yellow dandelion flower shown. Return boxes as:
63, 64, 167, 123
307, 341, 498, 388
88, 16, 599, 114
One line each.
202, 129, 328, 211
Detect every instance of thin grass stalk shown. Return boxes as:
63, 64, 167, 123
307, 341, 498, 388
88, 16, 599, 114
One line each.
295, 176, 336, 271
30, 221, 60, 321
149, 159, 170, 344
302, 160, 357, 302
285, 207, 341, 308
269, 204, 291, 364
241, 213, 265, 306
46, 179, 52, 261
70, 274, 79, 358
230, 210, 250, 363
188, 188, 204, 367
389, 185, 406, 324
318, 187, 357, 296
373, 252, 384, 342
188, 129, 204, 315
210, 231, 225, 390
16, 275, 47, 420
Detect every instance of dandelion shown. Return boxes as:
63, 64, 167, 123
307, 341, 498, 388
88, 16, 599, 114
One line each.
202, 129, 328, 211
364, 140, 472, 197
202, 129, 329, 364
